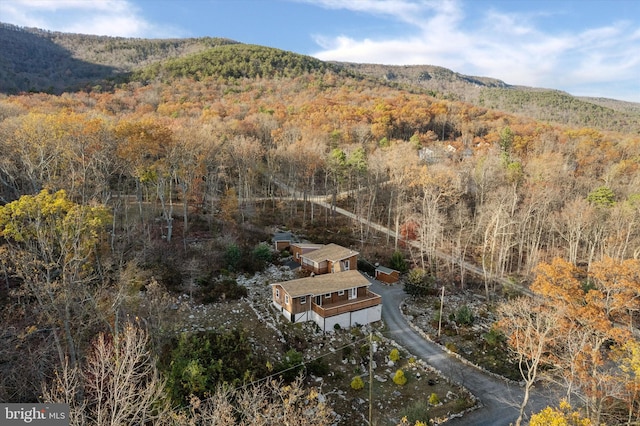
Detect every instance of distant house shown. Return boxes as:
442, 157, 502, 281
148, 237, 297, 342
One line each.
299, 243, 358, 274
271, 270, 382, 331
375, 265, 400, 284
418, 147, 436, 163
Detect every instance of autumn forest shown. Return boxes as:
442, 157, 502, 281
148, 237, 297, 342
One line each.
0, 24, 639, 425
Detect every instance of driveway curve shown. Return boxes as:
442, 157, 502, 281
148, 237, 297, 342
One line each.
369, 280, 557, 425
269, 179, 559, 423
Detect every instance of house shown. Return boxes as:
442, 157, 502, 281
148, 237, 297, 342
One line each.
418, 147, 436, 163
375, 265, 400, 284
271, 270, 381, 332
290, 243, 324, 264
299, 243, 358, 274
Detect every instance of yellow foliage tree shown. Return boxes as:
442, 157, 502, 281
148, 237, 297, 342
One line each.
0, 189, 111, 367
530, 399, 592, 426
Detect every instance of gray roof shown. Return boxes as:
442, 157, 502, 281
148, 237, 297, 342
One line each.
273, 231, 293, 241
376, 265, 398, 275
272, 270, 370, 298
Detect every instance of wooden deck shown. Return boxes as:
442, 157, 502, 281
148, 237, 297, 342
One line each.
311, 291, 381, 318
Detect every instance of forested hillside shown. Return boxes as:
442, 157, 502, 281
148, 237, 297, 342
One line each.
342, 62, 640, 134
2, 22, 638, 133
0, 23, 236, 93
1, 25, 639, 425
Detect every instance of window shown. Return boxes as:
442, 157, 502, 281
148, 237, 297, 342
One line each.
343, 259, 350, 271
338, 290, 345, 296
275, 289, 280, 299
296, 252, 300, 259
285, 295, 289, 305
349, 288, 357, 300
325, 293, 331, 298
300, 296, 306, 304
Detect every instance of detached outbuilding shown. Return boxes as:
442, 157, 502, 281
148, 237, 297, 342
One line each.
273, 231, 294, 251
375, 265, 400, 284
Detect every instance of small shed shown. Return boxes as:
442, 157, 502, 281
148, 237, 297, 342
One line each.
273, 231, 294, 251
375, 265, 400, 284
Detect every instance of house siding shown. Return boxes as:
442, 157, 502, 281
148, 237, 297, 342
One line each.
328, 254, 358, 273
272, 284, 286, 308
290, 295, 313, 315
291, 244, 323, 264
275, 240, 291, 251
301, 260, 328, 274
375, 269, 400, 284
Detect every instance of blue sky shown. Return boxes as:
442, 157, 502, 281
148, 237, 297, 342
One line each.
1, 0, 639, 102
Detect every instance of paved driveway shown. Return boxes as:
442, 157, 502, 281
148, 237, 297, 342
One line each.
369, 280, 558, 425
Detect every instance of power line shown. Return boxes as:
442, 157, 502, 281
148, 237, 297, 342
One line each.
235, 333, 373, 391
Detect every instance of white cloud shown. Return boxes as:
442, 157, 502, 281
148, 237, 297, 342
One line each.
9, 0, 130, 12
309, 0, 640, 102
0, 0, 176, 37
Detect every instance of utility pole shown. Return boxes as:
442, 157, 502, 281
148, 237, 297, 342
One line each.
438, 286, 445, 337
369, 331, 373, 425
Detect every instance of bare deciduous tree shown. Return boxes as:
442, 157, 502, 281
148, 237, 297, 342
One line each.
42, 324, 169, 426
497, 297, 562, 426
162, 376, 332, 426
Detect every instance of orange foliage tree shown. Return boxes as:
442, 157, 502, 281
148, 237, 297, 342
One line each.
524, 257, 640, 424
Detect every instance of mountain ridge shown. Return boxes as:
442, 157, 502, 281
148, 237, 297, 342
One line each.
1, 22, 638, 133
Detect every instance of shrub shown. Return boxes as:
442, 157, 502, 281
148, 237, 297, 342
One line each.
251, 243, 272, 270
400, 400, 430, 425
224, 243, 242, 271
445, 342, 458, 353
409, 357, 416, 364
455, 305, 474, 326
404, 268, 436, 296
390, 348, 400, 362
342, 346, 353, 360
276, 349, 303, 382
162, 329, 263, 405
307, 358, 329, 377
483, 328, 505, 348
147, 256, 183, 293
390, 250, 408, 272
351, 375, 365, 390
200, 278, 247, 303
429, 392, 440, 405
359, 344, 370, 360
393, 369, 407, 386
